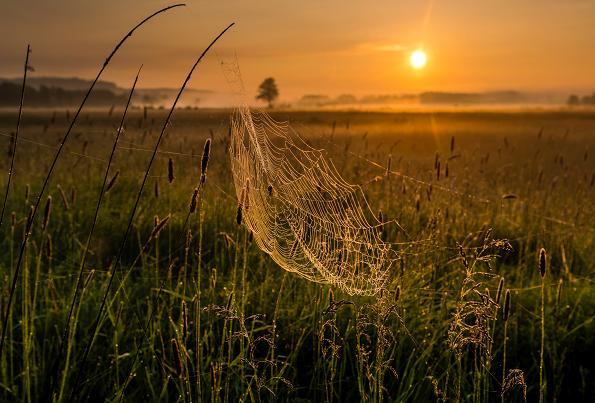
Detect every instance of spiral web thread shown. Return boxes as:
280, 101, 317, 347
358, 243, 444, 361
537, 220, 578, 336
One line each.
229, 106, 395, 295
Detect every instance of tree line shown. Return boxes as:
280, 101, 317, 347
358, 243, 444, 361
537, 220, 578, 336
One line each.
567, 93, 595, 106
0, 81, 127, 107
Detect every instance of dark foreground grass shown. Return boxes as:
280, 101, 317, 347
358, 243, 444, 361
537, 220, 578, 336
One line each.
0, 108, 593, 402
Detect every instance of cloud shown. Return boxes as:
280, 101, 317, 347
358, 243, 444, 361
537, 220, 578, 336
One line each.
374, 43, 407, 52
348, 42, 408, 55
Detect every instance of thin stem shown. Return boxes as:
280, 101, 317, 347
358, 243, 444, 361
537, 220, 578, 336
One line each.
196, 189, 205, 399
501, 321, 507, 403
0, 43, 29, 396
72, 21, 235, 397
116, 283, 166, 403
46, 67, 142, 400
0, 45, 29, 230
0, 3, 186, 363
539, 279, 545, 403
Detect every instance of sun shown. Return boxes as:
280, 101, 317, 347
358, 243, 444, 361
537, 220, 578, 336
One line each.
410, 49, 427, 70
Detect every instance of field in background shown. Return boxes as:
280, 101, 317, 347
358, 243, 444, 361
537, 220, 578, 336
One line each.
0, 108, 593, 401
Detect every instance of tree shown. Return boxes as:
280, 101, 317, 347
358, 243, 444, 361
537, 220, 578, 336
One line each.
256, 77, 279, 108
567, 94, 579, 106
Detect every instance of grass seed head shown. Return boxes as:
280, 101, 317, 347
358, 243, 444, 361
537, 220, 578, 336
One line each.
236, 188, 245, 225
105, 170, 120, 193
168, 157, 175, 183
539, 248, 547, 278
503, 289, 511, 321
150, 214, 170, 239
70, 187, 77, 205
394, 286, 400, 303
42, 196, 52, 230
501, 369, 527, 400
200, 138, 211, 185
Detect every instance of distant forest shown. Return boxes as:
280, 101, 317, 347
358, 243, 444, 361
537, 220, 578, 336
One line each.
567, 93, 595, 106
0, 81, 126, 107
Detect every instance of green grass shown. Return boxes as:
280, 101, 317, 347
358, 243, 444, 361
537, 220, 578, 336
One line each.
0, 108, 593, 402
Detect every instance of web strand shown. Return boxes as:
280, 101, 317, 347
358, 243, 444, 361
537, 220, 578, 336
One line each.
230, 106, 396, 295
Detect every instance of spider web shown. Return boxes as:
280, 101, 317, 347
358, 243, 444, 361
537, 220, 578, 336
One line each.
229, 106, 395, 295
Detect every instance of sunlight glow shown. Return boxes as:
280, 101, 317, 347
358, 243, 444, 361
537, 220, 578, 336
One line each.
410, 49, 427, 70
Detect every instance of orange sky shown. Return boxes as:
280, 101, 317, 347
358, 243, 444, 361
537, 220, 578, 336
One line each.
1, 0, 595, 100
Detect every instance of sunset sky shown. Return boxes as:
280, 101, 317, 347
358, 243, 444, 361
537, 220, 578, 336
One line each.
2, 0, 595, 100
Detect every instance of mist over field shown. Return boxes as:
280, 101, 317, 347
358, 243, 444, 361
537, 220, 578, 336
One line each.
0, 2, 593, 402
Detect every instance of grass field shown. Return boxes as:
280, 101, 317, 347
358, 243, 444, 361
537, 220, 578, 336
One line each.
0, 107, 593, 402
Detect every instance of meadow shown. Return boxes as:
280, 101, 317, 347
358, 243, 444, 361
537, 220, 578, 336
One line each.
0, 106, 593, 402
